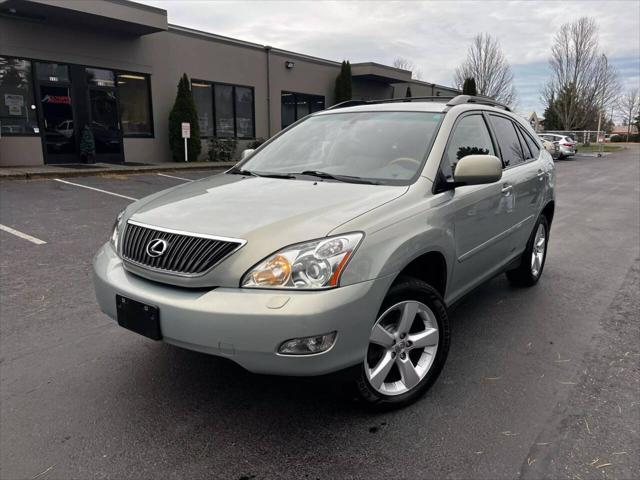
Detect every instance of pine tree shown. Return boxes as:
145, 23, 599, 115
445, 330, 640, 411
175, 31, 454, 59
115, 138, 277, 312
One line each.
542, 94, 562, 131
334, 60, 353, 104
462, 77, 477, 96
169, 73, 201, 162
405, 86, 412, 97
79, 125, 95, 163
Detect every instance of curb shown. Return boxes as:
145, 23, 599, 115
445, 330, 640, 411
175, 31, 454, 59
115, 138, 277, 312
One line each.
0, 163, 235, 181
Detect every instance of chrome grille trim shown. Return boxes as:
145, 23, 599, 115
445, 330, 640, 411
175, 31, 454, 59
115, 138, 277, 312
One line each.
121, 220, 246, 277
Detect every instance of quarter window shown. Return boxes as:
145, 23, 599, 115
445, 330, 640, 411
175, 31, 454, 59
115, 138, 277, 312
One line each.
191, 80, 255, 138
490, 115, 527, 168
116, 73, 153, 136
0, 56, 38, 135
442, 114, 495, 180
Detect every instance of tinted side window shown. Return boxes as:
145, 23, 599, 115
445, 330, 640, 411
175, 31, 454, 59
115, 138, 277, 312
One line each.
519, 126, 541, 158
515, 126, 533, 159
442, 115, 495, 180
490, 115, 526, 168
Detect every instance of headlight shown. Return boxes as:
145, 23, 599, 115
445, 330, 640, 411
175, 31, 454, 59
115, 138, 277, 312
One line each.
242, 232, 363, 289
110, 210, 125, 253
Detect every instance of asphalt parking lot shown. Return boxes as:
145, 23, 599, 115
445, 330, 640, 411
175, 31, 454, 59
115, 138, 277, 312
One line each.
1, 148, 639, 480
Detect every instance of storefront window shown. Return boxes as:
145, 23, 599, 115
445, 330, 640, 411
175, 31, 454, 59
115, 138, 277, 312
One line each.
87, 68, 115, 87
192, 79, 255, 138
214, 84, 234, 138
0, 56, 38, 135
192, 82, 214, 137
35, 62, 70, 83
235, 86, 254, 138
281, 91, 325, 128
116, 73, 153, 136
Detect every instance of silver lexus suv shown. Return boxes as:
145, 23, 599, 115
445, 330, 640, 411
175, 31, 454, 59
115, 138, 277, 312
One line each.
93, 95, 555, 408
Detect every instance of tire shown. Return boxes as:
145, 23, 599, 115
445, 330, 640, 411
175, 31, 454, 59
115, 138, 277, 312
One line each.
506, 214, 549, 287
355, 277, 450, 409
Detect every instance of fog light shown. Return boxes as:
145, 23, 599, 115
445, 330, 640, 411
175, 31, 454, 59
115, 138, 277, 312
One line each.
278, 331, 337, 355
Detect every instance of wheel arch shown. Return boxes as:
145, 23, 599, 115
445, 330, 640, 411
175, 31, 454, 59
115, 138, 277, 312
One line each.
541, 200, 555, 227
393, 250, 448, 298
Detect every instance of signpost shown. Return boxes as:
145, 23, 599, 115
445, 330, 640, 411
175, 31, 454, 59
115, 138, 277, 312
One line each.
181, 122, 190, 162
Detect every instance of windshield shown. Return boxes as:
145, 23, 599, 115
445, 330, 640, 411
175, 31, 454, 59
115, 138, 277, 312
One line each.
238, 111, 443, 185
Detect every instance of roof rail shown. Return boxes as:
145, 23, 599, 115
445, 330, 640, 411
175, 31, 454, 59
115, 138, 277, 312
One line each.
327, 100, 368, 110
446, 95, 511, 112
327, 96, 456, 110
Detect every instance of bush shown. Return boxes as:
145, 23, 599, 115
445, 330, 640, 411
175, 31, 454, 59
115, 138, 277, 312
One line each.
611, 134, 639, 143
247, 138, 266, 149
208, 138, 237, 162
168, 73, 201, 162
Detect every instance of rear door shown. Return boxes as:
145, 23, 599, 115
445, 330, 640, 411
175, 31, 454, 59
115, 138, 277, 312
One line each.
488, 114, 544, 256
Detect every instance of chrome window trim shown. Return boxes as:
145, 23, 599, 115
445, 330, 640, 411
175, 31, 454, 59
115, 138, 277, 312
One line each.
122, 219, 247, 278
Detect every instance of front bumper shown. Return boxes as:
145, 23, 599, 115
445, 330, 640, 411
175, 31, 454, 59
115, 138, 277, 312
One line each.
92, 243, 393, 376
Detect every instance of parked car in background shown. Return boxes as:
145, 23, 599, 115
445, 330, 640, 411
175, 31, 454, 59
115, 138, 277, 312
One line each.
538, 135, 560, 159
93, 95, 556, 409
539, 133, 577, 159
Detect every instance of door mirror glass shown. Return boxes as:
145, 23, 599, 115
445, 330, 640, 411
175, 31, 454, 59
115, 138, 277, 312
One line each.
241, 148, 255, 160
453, 155, 502, 185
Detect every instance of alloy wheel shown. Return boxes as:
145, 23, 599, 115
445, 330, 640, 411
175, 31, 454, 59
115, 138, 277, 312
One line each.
531, 223, 546, 277
364, 300, 439, 396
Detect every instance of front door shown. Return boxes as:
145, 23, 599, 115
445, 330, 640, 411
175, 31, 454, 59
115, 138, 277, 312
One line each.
84, 68, 123, 163
40, 84, 77, 164
35, 63, 124, 164
438, 113, 514, 301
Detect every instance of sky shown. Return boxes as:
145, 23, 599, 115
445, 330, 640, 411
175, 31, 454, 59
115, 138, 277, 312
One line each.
137, 0, 640, 119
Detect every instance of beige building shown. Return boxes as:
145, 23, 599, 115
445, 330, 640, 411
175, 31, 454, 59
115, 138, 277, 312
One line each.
0, 0, 459, 166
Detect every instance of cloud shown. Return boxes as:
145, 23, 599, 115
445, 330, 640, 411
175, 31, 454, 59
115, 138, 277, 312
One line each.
137, 0, 640, 115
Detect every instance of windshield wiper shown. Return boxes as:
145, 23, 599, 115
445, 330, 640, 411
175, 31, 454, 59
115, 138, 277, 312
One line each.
228, 169, 294, 179
295, 170, 379, 185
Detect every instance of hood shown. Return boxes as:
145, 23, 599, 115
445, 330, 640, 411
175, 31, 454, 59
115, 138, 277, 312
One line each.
124, 173, 408, 288
130, 173, 407, 241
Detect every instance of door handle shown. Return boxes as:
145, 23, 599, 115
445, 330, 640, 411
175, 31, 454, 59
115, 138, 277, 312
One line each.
501, 184, 513, 195
537, 169, 545, 180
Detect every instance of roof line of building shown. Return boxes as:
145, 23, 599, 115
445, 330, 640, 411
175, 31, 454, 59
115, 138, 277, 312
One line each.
109, 0, 168, 16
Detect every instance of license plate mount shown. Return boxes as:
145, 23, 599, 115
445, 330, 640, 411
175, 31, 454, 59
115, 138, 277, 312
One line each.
116, 295, 162, 340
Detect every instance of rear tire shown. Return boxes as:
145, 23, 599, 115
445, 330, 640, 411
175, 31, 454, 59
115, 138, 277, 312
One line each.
355, 277, 450, 409
506, 215, 549, 287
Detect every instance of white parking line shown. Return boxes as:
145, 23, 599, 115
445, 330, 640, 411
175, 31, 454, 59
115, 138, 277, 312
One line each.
0, 224, 47, 245
53, 178, 138, 201
156, 173, 193, 182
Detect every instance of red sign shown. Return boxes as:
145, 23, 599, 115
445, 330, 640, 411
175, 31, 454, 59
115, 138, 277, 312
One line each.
42, 94, 71, 104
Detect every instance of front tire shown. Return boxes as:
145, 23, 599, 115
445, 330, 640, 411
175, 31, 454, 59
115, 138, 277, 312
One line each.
506, 215, 549, 287
355, 277, 450, 409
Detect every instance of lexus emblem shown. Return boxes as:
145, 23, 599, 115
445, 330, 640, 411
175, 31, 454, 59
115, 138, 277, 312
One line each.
146, 238, 168, 258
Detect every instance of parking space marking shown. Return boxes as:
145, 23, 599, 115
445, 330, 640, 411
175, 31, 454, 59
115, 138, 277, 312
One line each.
0, 224, 47, 245
156, 173, 193, 182
53, 178, 138, 201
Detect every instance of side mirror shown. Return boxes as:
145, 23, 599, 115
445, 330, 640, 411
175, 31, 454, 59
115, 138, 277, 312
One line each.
453, 155, 502, 186
241, 148, 255, 160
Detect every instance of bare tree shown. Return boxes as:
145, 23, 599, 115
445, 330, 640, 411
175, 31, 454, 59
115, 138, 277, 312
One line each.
616, 88, 639, 141
393, 57, 423, 80
543, 17, 619, 130
453, 33, 517, 106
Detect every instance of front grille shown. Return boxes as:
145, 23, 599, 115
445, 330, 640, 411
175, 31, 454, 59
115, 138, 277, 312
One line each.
121, 221, 243, 276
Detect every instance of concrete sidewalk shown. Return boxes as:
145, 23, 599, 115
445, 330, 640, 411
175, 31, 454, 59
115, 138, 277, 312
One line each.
0, 161, 236, 180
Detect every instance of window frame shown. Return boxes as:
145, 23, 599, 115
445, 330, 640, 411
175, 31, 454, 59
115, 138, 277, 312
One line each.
486, 112, 536, 171
281, 91, 326, 129
435, 110, 499, 191
191, 79, 256, 139
0, 55, 39, 137
115, 71, 154, 138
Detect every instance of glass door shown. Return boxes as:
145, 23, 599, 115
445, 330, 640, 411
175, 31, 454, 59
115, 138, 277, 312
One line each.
86, 68, 123, 163
35, 62, 78, 164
